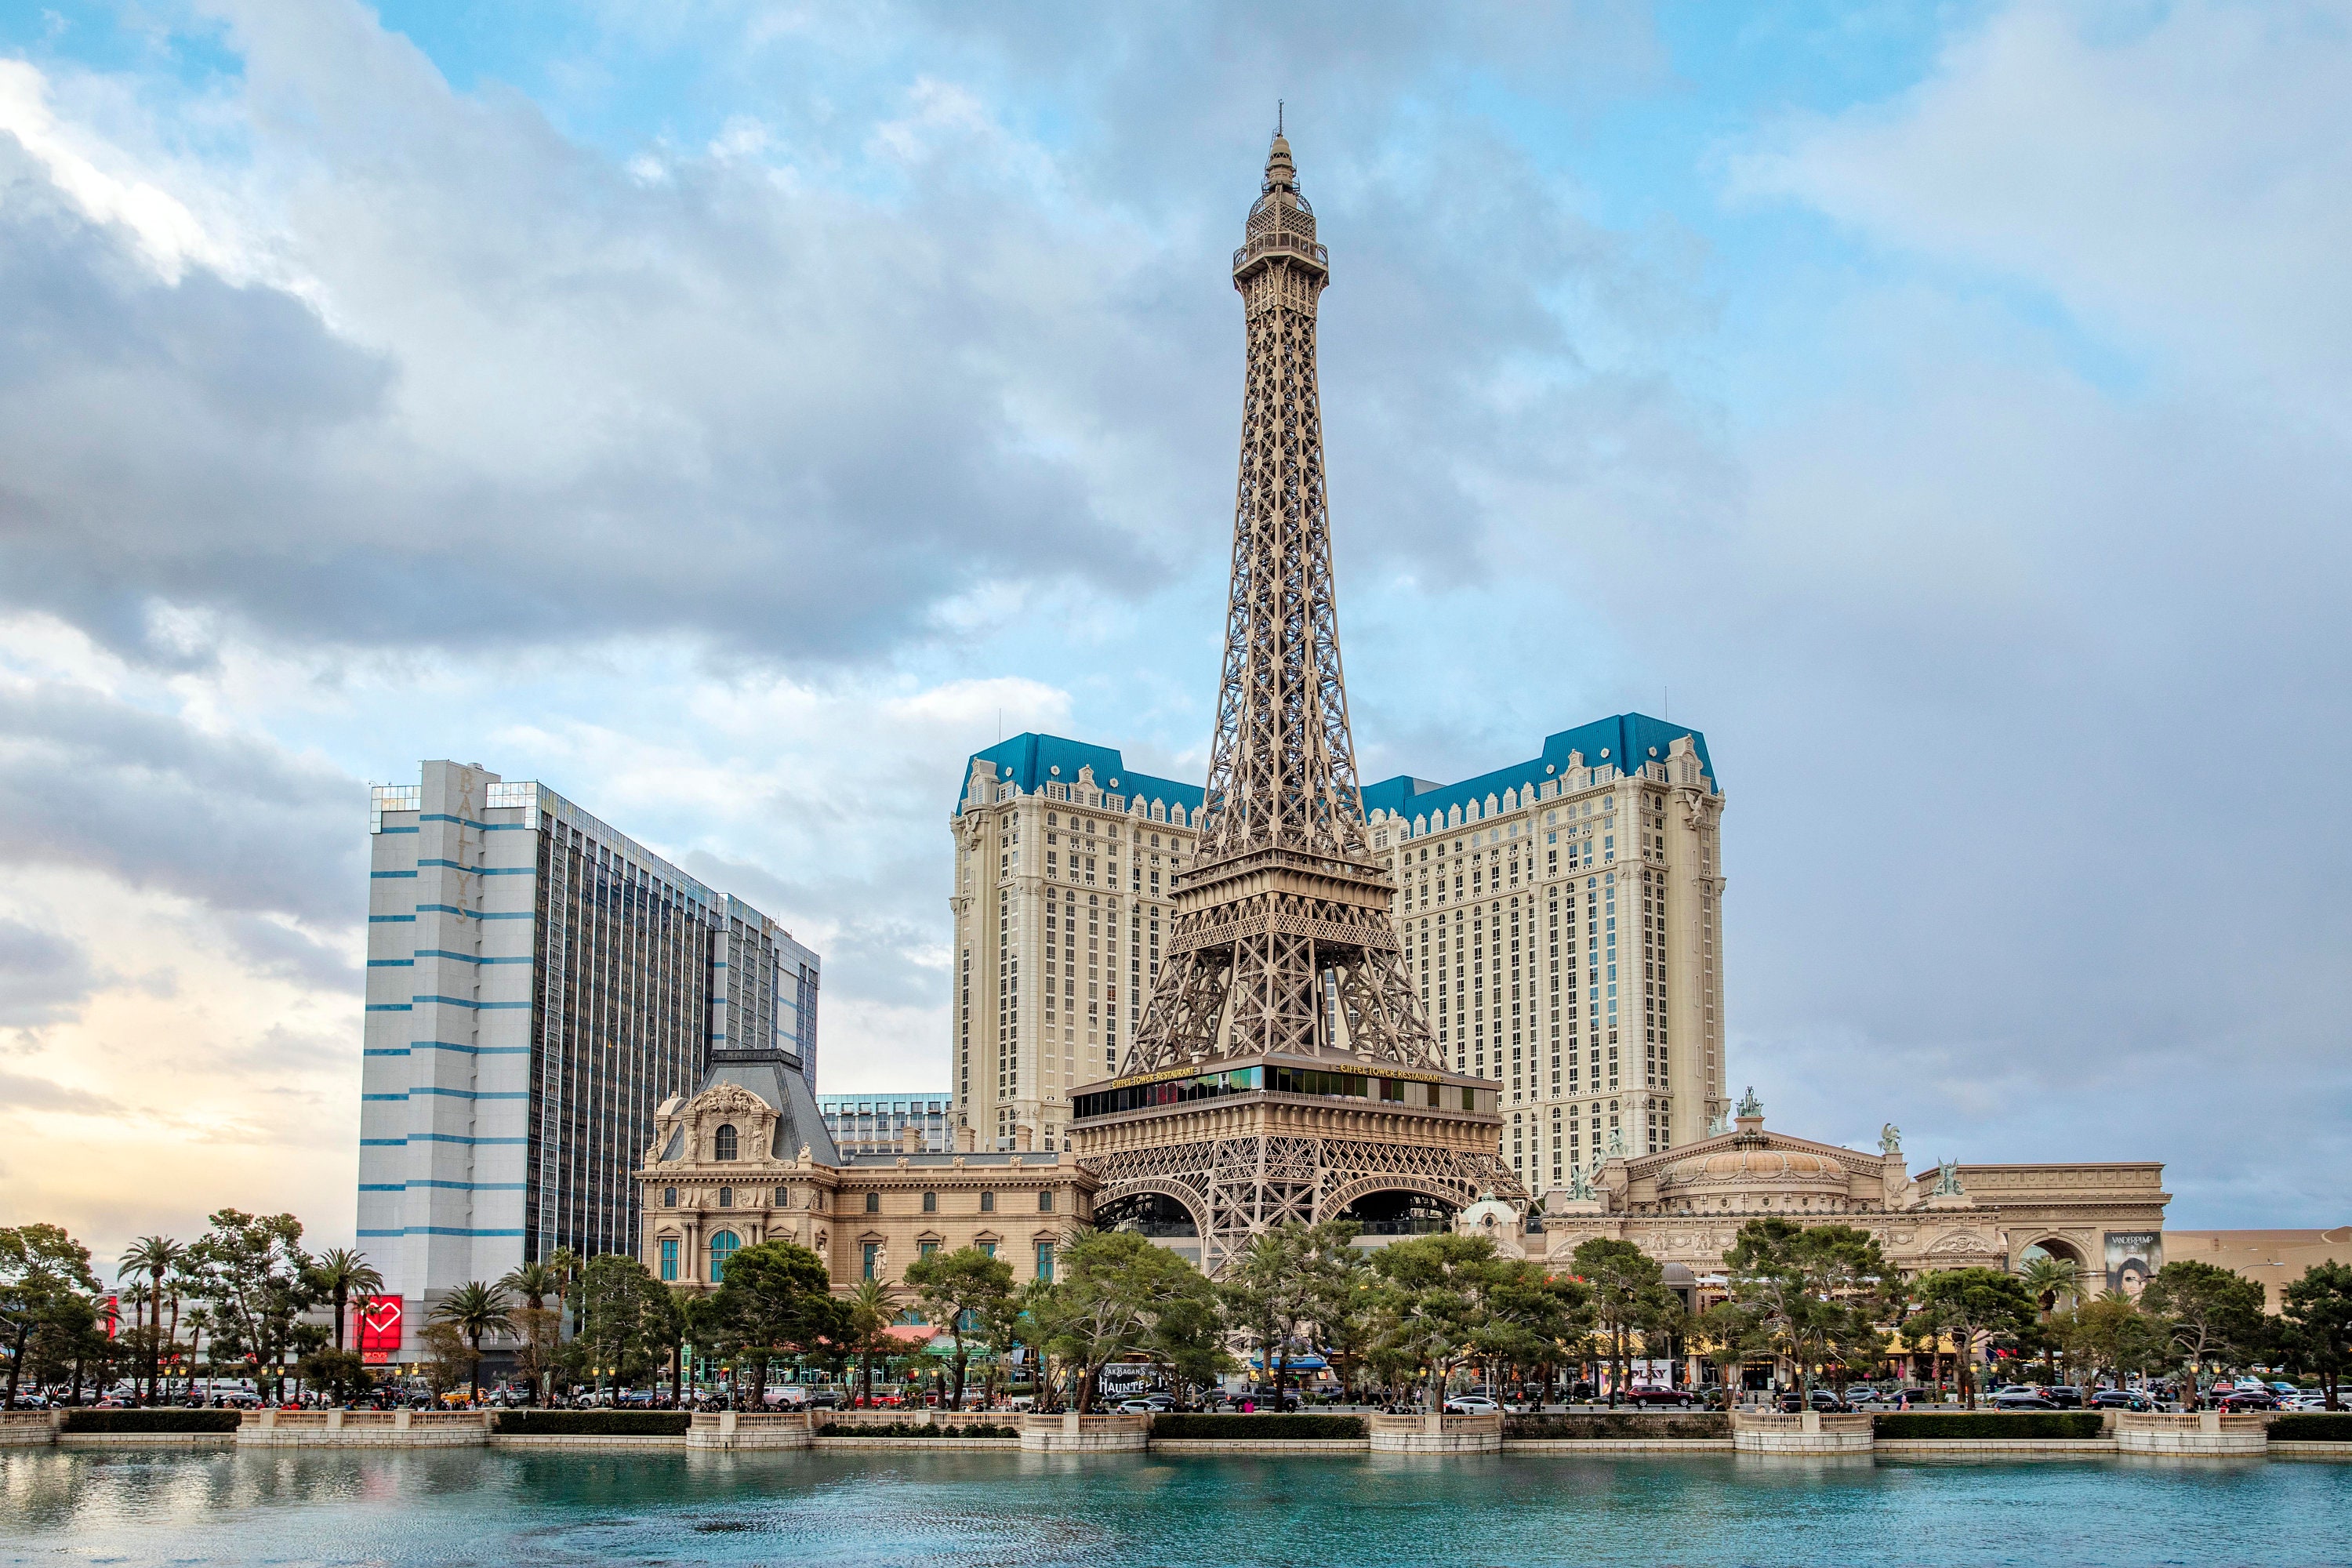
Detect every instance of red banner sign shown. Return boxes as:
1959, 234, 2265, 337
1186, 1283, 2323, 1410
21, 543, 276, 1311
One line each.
357, 1296, 403, 1364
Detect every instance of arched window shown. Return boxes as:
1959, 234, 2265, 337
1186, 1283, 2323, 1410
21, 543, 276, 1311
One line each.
713, 1124, 739, 1161
709, 1230, 739, 1282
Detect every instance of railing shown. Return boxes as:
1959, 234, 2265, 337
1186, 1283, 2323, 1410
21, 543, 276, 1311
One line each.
1355, 1218, 1448, 1236
1232, 234, 1329, 272
689, 1411, 811, 1432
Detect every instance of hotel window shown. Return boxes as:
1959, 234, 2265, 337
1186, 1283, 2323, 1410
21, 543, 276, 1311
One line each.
981, 1191, 996, 1213
708, 1230, 739, 1283
659, 1239, 678, 1282
713, 1123, 739, 1161
1036, 1243, 1056, 1282
920, 1240, 939, 1259
862, 1243, 880, 1281
865, 1191, 880, 1214
1038, 1190, 1054, 1213
922, 1190, 938, 1213
662, 1186, 677, 1208
717, 1186, 733, 1209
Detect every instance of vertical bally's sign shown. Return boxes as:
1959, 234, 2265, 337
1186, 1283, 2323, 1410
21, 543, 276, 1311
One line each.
357, 1296, 404, 1363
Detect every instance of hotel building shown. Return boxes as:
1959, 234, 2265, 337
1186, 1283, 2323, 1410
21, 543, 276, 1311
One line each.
1362, 714, 1727, 1193
819, 1092, 954, 1155
359, 760, 820, 1355
948, 735, 1204, 1154
950, 717, 1723, 1191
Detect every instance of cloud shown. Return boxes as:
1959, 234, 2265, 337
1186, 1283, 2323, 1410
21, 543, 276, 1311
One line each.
0, 916, 100, 1031
0, 1065, 121, 1114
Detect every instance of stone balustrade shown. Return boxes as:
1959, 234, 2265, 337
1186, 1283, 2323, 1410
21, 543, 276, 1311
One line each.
1730, 1410, 1874, 1454
687, 1410, 814, 1450
1368, 1411, 1504, 1453
238, 1408, 492, 1446
1019, 1411, 1149, 1451
2115, 1410, 2270, 1457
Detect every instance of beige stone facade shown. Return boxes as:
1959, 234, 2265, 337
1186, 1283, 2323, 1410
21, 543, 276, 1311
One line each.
1364, 721, 1729, 1189
948, 746, 1203, 1156
1527, 1102, 2168, 1292
2161, 1228, 2352, 1312
633, 1055, 1094, 1294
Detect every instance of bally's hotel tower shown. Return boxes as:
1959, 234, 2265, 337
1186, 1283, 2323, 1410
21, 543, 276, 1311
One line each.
359, 760, 819, 1342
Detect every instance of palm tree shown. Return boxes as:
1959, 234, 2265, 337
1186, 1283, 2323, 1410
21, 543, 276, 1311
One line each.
310, 1249, 386, 1352
500, 1260, 561, 1311
430, 1282, 517, 1406
499, 1260, 564, 1406
118, 1236, 184, 1404
2017, 1254, 2082, 1384
846, 1280, 897, 1408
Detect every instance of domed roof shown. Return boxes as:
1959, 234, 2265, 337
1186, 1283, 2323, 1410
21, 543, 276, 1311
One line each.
1659, 1142, 1846, 1192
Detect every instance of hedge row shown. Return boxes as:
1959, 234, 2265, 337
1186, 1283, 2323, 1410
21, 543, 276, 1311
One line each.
2270, 1413, 2352, 1441
1506, 1413, 1728, 1441
494, 1410, 690, 1437
819, 1421, 1017, 1437
1874, 1413, 2103, 1439
61, 1410, 243, 1434
1150, 1414, 1367, 1440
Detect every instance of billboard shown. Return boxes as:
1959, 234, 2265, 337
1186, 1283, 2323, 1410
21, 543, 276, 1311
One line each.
358, 1296, 404, 1364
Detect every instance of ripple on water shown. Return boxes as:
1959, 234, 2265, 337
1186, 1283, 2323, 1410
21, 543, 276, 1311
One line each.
1, 1448, 2347, 1568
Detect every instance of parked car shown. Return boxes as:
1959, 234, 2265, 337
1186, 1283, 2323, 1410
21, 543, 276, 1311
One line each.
1443, 1396, 1501, 1414
2042, 1387, 2085, 1409
1991, 1389, 2058, 1410
1115, 1399, 1158, 1414
2217, 1390, 2278, 1412
1775, 1390, 1847, 1414
1623, 1387, 1697, 1408
2091, 1389, 2154, 1411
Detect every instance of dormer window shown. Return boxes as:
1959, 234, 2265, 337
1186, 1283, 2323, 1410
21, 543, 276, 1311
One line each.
714, 1123, 739, 1161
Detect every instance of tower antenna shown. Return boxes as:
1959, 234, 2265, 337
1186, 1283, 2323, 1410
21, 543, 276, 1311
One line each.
1276, 100, 1283, 136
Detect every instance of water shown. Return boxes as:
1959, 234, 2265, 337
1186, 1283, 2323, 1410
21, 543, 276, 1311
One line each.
3, 1448, 2347, 1566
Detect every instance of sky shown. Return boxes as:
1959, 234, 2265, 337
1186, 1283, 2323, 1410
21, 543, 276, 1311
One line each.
2, 0, 2348, 1266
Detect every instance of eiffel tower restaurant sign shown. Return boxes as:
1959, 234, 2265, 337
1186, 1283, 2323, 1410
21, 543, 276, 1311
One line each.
1069, 131, 1520, 1273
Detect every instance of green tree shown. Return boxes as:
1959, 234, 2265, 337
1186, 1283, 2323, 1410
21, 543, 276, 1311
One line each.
1912, 1268, 2038, 1408
1366, 1232, 1508, 1411
709, 1240, 836, 1405
1723, 1220, 1893, 1399
2281, 1261, 2352, 1410
1690, 1300, 1763, 1410
844, 1279, 899, 1408
307, 1248, 383, 1353
499, 1259, 567, 1406
2, 1225, 101, 1409
903, 1245, 1015, 1411
1033, 1230, 1219, 1412
429, 1282, 517, 1405
1219, 1222, 1368, 1403
1573, 1237, 1685, 1405
116, 1236, 186, 1403
178, 1210, 319, 1401
2018, 1254, 2082, 1316
296, 1345, 372, 1403
2141, 1259, 2267, 1407
565, 1255, 667, 1399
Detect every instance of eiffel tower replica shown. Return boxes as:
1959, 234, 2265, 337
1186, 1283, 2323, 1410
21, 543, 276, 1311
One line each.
1069, 127, 1521, 1272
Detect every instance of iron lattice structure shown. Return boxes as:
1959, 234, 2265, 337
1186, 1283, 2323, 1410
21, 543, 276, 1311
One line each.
1074, 132, 1521, 1271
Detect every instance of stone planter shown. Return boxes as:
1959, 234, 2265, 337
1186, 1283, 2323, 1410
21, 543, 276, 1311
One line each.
1730, 1410, 1873, 1455
1018, 1412, 1149, 1452
236, 1410, 491, 1447
1368, 1412, 1504, 1454
2115, 1410, 2268, 1457
687, 1410, 813, 1450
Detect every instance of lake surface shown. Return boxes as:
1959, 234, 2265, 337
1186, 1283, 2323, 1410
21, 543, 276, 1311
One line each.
4, 1447, 2347, 1566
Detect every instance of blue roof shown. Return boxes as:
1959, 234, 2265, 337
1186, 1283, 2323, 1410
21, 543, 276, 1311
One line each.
1359, 713, 1715, 828
956, 733, 1207, 818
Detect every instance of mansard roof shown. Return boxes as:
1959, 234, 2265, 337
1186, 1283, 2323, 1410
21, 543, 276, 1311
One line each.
1360, 713, 1718, 826
957, 732, 1204, 819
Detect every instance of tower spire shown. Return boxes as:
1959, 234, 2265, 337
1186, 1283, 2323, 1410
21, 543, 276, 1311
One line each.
1069, 132, 1522, 1272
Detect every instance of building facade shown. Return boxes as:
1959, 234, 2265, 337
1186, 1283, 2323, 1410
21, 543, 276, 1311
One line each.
1525, 1097, 2169, 1298
638, 1057, 1094, 1294
820, 1093, 953, 1156
1360, 713, 1728, 1191
950, 715, 1726, 1199
948, 735, 1205, 1154
360, 760, 820, 1356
